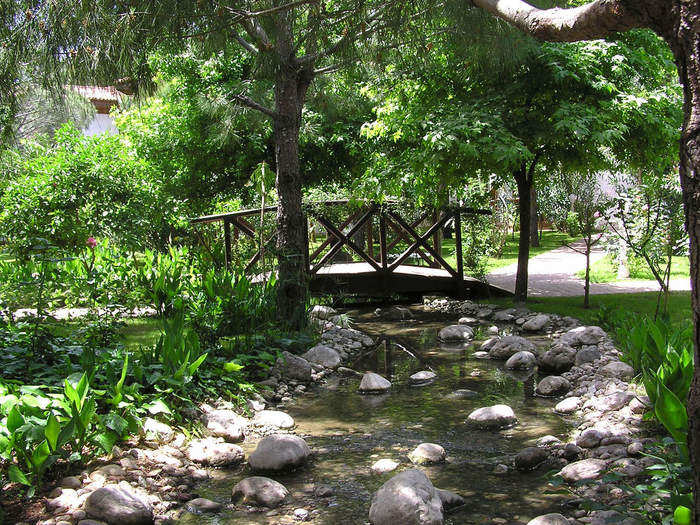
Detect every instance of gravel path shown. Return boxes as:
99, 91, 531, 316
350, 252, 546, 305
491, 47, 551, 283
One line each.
486, 241, 691, 297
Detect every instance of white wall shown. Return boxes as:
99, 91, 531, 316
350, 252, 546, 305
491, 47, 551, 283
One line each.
83, 113, 118, 136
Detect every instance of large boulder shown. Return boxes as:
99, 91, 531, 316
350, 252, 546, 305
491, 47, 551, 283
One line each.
554, 397, 580, 414
505, 351, 537, 370
274, 351, 312, 382
575, 345, 602, 365
231, 476, 289, 508
538, 344, 577, 373
359, 372, 392, 394
536, 376, 572, 397
187, 438, 244, 467
302, 344, 342, 369
559, 326, 606, 347
522, 314, 550, 332
252, 410, 295, 429
480, 337, 500, 352
201, 408, 246, 442
559, 459, 607, 483
601, 361, 635, 379
467, 405, 516, 429
85, 485, 153, 525
438, 325, 474, 342
408, 443, 446, 465
368, 469, 444, 525
489, 336, 536, 360
248, 434, 311, 472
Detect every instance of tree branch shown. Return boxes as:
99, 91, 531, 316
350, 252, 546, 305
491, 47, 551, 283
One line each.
230, 93, 279, 119
234, 32, 259, 55
469, 0, 648, 42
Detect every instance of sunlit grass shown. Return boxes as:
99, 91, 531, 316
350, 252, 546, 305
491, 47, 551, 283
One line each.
577, 254, 690, 283
488, 291, 691, 326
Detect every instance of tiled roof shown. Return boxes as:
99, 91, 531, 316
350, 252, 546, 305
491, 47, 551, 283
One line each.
70, 85, 123, 102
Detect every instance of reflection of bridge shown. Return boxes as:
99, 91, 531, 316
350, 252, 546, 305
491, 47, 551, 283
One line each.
191, 201, 511, 298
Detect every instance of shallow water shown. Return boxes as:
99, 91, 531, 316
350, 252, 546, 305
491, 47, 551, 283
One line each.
178, 307, 573, 524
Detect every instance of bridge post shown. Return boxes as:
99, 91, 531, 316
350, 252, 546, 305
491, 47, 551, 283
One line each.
379, 209, 388, 270
223, 218, 232, 269
454, 210, 465, 297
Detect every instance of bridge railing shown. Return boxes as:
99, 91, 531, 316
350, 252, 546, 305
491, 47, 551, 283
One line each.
190, 200, 491, 292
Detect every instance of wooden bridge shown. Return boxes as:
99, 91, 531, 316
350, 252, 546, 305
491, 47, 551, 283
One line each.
191, 200, 511, 299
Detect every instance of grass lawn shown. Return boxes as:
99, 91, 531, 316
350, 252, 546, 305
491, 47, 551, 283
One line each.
577, 254, 690, 283
488, 291, 691, 326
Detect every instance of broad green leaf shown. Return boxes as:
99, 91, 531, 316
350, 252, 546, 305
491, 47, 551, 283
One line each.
7, 406, 24, 433
79, 398, 96, 431
655, 382, 688, 446
94, 431, 118, 454
45, 413, 60, 451
8, 464, 30, 485
57, 419, 75, 449
30, 440, 51, 469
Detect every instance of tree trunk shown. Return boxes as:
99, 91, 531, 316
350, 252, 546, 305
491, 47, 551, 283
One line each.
514, 164, 532, 302
273, 69, 312, 330
664, 1, 700, 520
530, 183, 540, 247
584, 239, 591, 309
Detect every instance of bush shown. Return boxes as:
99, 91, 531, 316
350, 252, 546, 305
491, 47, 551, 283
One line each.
0, 124, 166, 258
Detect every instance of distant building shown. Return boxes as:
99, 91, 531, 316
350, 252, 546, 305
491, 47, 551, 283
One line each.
70, 85, 124, 136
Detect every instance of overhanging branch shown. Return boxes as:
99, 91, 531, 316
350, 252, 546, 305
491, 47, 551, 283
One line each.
230, 93, 279, 119
469, 0, 648, 42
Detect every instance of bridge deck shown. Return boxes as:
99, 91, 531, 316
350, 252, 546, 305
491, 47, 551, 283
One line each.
310, 262, 510, 297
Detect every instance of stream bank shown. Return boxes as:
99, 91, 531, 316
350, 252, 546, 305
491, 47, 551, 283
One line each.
20, 300, 655, 525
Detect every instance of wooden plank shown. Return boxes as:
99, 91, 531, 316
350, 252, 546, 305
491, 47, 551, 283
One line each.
235, 217, 256, 239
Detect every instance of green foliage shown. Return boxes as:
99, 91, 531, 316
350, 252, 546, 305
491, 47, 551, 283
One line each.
606, 440, 692, 525
0, 373, 119, 495
188, 269, 277, 343
607, 314, 692, 454
136, 247, 197, 318
0, 124, 165, 257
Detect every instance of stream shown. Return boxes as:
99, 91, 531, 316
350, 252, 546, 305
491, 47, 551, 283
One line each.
178, 306, 573, 524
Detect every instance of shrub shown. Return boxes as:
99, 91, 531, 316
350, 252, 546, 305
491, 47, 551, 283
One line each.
0, 124, 166, 258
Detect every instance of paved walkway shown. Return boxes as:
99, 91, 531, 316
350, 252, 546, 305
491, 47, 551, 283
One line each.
486, 241, 691, 297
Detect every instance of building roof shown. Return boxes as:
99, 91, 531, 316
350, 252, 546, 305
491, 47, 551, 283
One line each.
70, 85, 123, 103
